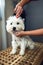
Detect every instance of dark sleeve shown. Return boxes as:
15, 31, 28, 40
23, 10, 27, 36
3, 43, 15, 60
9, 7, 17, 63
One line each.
30, 0, 38, 1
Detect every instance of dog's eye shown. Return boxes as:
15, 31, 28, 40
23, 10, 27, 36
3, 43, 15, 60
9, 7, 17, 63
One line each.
17, 22, 19, 25
10, 23, 12, 25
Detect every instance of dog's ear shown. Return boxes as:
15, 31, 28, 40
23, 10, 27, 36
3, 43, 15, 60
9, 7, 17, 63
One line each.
20, 10, 26, 19
20, 10, 26, 31
7, 16, 13, 20
21, 10, 26, 31
6, 16, 13, 24
22, 18, 25, 22
13, 13, 16, 16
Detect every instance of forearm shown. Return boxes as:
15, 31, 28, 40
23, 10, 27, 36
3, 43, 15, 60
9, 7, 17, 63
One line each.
24, 29, 43, 36
19, 0, 30, 7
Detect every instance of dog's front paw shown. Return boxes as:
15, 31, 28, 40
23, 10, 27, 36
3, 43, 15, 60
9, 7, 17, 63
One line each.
30, 45, 35, 49
10, 50, 16, 54
19, 51, 25, 55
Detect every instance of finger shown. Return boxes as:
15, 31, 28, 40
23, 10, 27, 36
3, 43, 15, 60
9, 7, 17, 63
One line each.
13, 8, 16, 13
16, 32, 18, 34
16, 9, 23, 18
15, 6, 22, 16
15, 33, 18, 36
14, 5, 18, 13
17, 10, 22, 17
13, 9, 16, 13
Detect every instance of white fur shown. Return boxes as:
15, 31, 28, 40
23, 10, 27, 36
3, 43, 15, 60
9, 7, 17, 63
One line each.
6, 16, 35, 55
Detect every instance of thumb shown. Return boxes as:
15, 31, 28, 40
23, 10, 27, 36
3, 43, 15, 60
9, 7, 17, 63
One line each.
14, 5, 18, 13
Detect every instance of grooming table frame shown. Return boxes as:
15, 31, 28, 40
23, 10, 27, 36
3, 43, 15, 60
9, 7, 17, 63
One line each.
0, 42, 43, 65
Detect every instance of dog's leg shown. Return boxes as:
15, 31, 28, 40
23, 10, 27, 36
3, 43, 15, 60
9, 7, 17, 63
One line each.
29, 42, 35, 49
28, 41, 35, 49
10, 41, 18, 54
19, 41, 26, 55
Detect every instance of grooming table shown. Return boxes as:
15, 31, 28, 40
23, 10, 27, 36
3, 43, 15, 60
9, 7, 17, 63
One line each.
0, 42, 43, 65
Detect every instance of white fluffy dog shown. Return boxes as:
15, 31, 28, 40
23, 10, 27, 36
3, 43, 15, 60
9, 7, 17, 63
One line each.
6, 16, 35, 55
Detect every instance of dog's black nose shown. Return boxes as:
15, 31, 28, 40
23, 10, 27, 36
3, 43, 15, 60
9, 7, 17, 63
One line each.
13, 27, 16, 31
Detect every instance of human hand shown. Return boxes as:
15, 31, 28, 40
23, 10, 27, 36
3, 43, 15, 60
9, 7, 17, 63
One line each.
14, 3, 23, 18
15, 31, 25, 37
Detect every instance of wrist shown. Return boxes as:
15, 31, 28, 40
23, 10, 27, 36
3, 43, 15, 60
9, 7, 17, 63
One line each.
24, 31, 31, 36
23, 31, 29, 35
19, 1, 24, 7
18, 0, 30, 8
18, 1, 24, 7
20, 0, 30, 7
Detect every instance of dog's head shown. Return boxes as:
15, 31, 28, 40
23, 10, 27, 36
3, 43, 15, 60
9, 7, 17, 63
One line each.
6, 16, 25, 34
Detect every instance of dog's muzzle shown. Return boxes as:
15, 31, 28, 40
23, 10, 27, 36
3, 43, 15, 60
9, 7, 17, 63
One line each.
13, 27, 16, 31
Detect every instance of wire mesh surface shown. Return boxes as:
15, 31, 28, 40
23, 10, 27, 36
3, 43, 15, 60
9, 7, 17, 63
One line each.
0, 42, 43, 65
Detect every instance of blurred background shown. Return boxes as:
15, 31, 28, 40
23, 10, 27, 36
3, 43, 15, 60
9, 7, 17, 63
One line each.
0, 0, 43, 51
